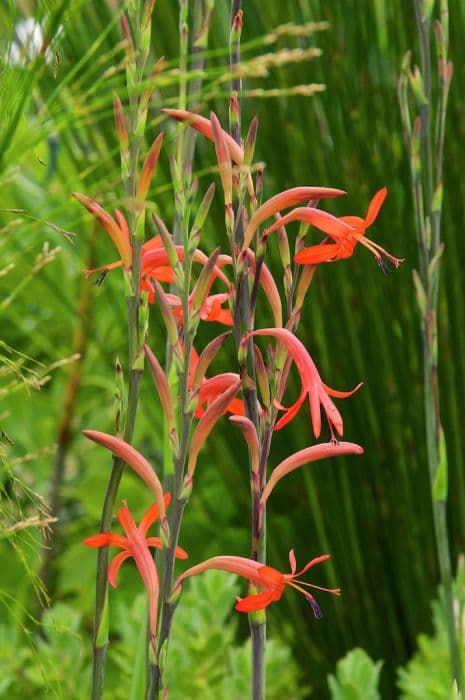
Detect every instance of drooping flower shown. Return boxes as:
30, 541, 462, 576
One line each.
84, 495, 188, 648
175, 549, 339, 618
242, 186, 346, 251
262, 187, 403, 272
82, 430, 168, 540
246, 328, 361, 439
260, 441, 364, 509
73, 200, 231, 303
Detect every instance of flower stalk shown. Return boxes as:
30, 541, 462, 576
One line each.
399, 0, 462, 691
87, 2, 158, 697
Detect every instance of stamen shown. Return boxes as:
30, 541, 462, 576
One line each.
96, 269, 110, 286
293, 578, 341, 595
377, 257, 391, 276
306, 594, 323, 619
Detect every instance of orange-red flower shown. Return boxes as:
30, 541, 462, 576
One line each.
84, 494, 188, 647
176, 549, 339, 618
263, 187, 403, 271
247, 328, 360, 439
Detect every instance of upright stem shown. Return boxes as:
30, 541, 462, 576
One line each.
91, 2, 151, 695
150, 2, 212, 695
229, 4, 266, 699
407, 1, 462, 691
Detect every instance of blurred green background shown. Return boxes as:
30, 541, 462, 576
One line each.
1, 0, 464, 697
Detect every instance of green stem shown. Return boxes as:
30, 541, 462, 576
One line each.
229, 3, 266, 698
408, 0, 463, 691
413, 0, 434, 208
150, 2, 213, 694
91, 2, 151, 694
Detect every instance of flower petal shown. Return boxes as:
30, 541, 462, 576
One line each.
235, 590, 275, 612
138, 493, 172, 536
364, 187, 387, 227
83, 532, 129, 549
108, 550, 132, 588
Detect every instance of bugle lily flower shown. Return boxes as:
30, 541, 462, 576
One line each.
84, 495, 187, 649
262, 187, 403, 271
246, 328, 361, 439
175, 549, 339, 618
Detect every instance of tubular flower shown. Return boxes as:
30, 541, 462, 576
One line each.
195, 372, 245, 418
73, 196, 232, 301
187, 343, 245, 418
84, 495, 188, 648
162, 108, 256, 200
285, 187, 404, 272
170, 290, 233, 327
175, 549, 339, 619
247, 328, 361, 439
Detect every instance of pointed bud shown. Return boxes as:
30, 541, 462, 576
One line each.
244, 116, 259, 167
229, 91, 240, 134
137, 132, 164, 203
187, 380, 241, 478
191, 332, 231, 390
144, 343, 178, 447
231, 9, 243, 44
408, 65, 428, 106
229, 416, 259, 475
191, 248, 221, 323
151, 212, 184, 289
190, 182, 215, 236
295, 265, 316, 311
120, 14, 135, 63
83, 430, 167, 526
151, 279, 180, 353
210, 111, 233, 208
72, 193, 132, 268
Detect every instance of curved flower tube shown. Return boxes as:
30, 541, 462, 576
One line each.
175, 549, 339, 618
246, 328, 361, 439
262, 187, 404, 272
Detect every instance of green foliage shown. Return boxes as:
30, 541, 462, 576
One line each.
397, 558, 465, 700
327, 647, 383, 700
0, 603, 89, 699
164, 570, 308, 699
